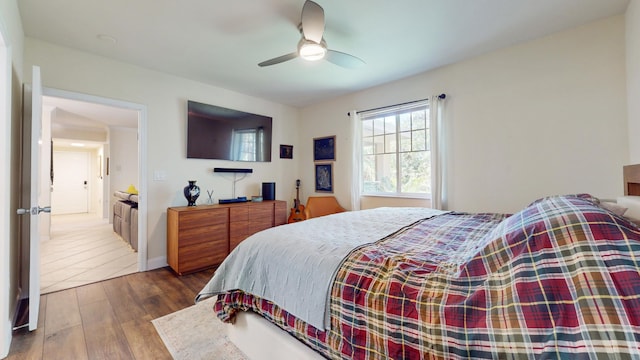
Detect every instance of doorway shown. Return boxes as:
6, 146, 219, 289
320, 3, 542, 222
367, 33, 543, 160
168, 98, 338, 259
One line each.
40, 88, 147, 294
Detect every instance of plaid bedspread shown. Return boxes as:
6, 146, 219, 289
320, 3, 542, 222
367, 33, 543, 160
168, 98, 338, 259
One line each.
214, 195, 640, 359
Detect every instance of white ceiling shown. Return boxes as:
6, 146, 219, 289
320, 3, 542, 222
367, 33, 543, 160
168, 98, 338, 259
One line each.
19, 0, 629, 109
43, 95, 139, 145
44, 96, 138, 129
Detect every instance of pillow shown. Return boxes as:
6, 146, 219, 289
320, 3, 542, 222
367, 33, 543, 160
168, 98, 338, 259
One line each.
617, 196, 640, 224
599, 201, 628, 216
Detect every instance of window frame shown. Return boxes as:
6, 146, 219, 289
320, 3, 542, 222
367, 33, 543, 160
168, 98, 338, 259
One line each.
359, 100, 431, 199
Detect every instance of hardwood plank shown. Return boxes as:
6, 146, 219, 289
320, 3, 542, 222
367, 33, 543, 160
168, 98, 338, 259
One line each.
7, 267, 214, 359
178, 267, 216, 295
43, 325, 88, 360
102, 276, 147, 324
139, 294, 180, 320
38, 294, 47, 329
5, 328, 43, 360
75, 281, 108, 305
154, 272, 198, 309
124, 269, 166, 302
121, 315, 172, 360
44, 289, 82, 336
80, 299, 134, 359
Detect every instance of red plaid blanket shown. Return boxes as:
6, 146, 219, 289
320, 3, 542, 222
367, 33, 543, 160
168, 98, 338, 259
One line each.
214, 195, 640, 359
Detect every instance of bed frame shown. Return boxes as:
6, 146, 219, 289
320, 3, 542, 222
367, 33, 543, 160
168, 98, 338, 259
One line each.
228, 164, 640, 359
228, 311, 324, 360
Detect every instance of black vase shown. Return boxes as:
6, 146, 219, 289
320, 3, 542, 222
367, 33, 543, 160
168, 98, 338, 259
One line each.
183, 180, 200, 206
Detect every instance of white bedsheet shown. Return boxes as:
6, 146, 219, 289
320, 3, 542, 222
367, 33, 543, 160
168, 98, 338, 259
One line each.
196, 207, 445, 331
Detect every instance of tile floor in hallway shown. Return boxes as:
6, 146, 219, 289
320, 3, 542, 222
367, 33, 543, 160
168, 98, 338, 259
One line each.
41, 213, 138, 294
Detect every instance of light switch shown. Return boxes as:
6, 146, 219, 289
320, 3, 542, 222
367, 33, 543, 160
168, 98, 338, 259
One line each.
153, 170, 167, 181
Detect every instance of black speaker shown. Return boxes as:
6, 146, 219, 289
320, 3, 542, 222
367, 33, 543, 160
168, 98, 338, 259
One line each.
262, 182, 275, 200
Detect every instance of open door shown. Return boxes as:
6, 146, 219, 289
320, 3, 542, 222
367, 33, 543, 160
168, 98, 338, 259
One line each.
17, 66, 49, 331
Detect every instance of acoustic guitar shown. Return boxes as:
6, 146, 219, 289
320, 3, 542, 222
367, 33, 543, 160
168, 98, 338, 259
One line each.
288, 179, 306, 223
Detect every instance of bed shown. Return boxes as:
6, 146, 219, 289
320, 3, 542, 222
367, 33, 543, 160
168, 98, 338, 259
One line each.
196, 168, 640, 359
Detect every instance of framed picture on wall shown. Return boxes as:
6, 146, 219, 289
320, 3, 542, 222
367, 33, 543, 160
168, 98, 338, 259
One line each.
315, 163, 333, 193
313, 136, 336, 161
279, 144, 293, 159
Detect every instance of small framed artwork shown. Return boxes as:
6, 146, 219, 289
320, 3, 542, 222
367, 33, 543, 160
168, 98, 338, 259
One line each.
313, 135, 336, 162
280, 144, 293, 159
315, 163, 333, 193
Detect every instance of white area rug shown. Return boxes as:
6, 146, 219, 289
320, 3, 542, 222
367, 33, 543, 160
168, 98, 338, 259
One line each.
152, 297, 248, 360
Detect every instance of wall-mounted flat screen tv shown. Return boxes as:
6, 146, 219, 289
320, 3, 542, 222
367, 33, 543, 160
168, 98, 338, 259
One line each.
187, 100, 272, 162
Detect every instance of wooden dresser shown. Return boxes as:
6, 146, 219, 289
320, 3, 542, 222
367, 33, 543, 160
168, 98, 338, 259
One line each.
167, 200, 287, 275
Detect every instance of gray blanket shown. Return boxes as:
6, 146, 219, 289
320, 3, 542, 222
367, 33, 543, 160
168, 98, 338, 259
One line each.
196, 207, 445, 330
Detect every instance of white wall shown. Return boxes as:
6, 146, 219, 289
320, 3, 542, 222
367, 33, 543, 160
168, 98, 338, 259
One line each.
301, 15, 628, 214
108, 126, 138, 217
627, 0, 640, 163
23, 38, 301, 265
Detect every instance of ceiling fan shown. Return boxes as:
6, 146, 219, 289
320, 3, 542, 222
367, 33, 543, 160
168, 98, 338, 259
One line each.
258, 0, 365, 69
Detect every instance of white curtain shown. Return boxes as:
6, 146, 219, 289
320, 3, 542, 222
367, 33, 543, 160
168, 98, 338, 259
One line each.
430, 95, 446, 210
350, 110, 362, 210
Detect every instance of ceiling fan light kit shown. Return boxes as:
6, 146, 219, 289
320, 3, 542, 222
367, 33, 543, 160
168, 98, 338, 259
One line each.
298, 39, 327, 61
258, 0, 364, 68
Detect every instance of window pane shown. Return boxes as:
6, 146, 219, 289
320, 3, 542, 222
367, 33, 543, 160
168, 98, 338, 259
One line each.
399, 131, 411, 152
362, 136, 374, 155
412, 111, 426, 130
377, 153, 397, 192
373, 118, 385, 136
400, 152, 431, 194
362, 154, 377, 192
373, 135, 385, 154
384, 116, 396, 134
385, 134, 396, 153
362, 119, 374, 137
399, 113, 411, 132
412, 129, 426, 151
362, 154, 397, 193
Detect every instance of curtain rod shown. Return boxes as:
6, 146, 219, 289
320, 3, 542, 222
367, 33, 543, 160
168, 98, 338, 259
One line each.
347, 93, 446, 117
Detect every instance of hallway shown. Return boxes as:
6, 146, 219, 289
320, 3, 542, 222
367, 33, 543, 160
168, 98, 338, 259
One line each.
41, 213, 137, 294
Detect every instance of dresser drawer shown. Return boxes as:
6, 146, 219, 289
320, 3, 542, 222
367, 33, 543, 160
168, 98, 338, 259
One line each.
230, 206, 249, 222
178, 208, 228, 229
177, 241, 228, 274
230, 220, 250, 245
249, 203, 273, 220
178, 223, 228, 248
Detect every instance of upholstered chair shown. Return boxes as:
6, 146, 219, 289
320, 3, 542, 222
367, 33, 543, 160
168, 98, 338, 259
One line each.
304, 196, 347, 219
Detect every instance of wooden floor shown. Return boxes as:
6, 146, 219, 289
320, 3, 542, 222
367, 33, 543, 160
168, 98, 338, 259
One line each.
6, 266, 216, 360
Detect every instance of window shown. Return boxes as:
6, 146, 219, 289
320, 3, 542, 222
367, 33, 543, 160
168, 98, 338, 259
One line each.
360, 101, 431, 197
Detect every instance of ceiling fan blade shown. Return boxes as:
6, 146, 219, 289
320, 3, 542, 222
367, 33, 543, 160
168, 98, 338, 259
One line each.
258, 52, 298, 67
325, 50, 365, 69
301, 0, 324, 43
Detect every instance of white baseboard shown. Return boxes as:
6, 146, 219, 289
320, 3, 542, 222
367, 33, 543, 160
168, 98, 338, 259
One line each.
146, 256, 167, 271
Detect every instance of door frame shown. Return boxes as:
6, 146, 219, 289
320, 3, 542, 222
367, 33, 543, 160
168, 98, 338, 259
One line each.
0, 17, 12, 358
44, 87, 148, 272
